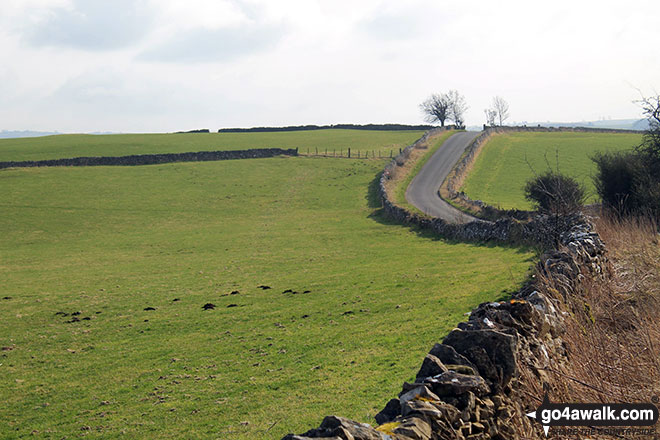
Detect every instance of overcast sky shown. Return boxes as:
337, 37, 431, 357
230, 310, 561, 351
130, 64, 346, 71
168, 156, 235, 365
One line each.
1, 0, 658, 132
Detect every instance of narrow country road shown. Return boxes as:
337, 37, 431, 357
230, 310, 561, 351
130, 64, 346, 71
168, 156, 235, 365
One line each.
405, 131, 481, 224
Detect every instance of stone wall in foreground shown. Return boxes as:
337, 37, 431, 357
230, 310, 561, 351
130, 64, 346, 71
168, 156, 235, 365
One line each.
282, 220, 607, 440
281, 130, 610, 440
0, 148, 298, 169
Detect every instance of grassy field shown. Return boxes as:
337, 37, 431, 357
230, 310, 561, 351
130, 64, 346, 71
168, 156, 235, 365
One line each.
0, 129, 424, 162
461, 131, 642, 210
0, 140, 534, 439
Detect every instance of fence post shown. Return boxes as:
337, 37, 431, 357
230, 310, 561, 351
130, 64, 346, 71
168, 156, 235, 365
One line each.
358, 150, 360, 158
315, 147, 318, 156
348, 148, 351, 158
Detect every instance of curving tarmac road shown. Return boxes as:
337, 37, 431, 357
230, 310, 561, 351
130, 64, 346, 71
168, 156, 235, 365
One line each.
405, 131, 481, 224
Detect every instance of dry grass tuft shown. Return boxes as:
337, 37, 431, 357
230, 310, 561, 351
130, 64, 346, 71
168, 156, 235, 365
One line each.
518, 214, 660, 438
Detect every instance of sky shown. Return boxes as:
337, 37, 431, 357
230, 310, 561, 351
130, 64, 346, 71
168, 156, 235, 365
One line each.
0, 0, 659, 133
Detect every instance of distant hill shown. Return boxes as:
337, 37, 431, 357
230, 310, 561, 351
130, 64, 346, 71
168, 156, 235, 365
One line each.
0, 130, 60, 139
630, 119, 651, 130
537, 119, 649, 130
468, 119, 649, 132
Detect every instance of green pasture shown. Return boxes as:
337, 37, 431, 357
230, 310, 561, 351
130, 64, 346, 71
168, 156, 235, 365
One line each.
461, 131, 642, 210
0, 152, 534, 438
0, 129, 424, 162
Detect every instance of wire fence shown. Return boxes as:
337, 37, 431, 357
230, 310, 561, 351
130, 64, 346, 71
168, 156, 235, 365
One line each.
296, 147, 402, 159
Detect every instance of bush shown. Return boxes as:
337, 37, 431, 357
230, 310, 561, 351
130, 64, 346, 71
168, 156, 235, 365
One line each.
524, 171, 585, 215
592, 151, 643, 214
592, 151, 660, 218
594, 94, 660, 219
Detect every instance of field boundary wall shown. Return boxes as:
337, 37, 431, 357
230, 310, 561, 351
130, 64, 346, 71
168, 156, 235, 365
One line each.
0, 148, 298, 169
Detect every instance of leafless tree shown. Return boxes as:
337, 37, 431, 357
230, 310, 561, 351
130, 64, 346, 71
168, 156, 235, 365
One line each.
447, 89, 468, 128
420, 93, 452, 127
420, 90, 468, 127
635, 93, 660, 163
492, 96, 510, 126
484, 108, 497, 126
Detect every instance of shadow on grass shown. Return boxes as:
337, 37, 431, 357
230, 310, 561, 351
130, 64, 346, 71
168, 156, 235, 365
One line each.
366, 171, 384, 209
366, 171, 538, 259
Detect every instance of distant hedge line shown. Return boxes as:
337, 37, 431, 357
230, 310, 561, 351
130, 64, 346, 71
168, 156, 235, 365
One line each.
218, 124, 435, 133
175, 129, 210, 133
0, 148, 298, 169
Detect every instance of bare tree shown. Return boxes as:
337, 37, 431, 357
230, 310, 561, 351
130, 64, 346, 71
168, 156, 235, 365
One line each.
492, 96, 510, 126
635, 93, 660, 163
420, 93, 451, 127
420, 91, 468, 127
484, 108, 497, 126
447, 89, 468, 128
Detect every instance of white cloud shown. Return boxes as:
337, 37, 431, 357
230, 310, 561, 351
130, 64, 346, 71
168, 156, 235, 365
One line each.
153, 0, 250, 30
139, 23, 286, 63
15, 0, 154, 50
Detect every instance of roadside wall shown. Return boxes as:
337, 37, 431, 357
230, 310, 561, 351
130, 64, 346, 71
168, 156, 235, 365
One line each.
282, 129, 610, 440
0, 148, 298, 169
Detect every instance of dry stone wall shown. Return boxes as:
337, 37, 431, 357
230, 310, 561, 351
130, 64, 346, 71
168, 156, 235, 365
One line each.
282, 130, 610, 440
0, 148, 298, 169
